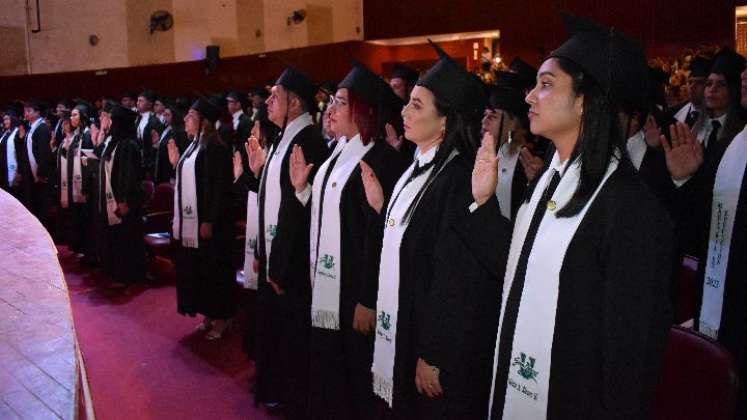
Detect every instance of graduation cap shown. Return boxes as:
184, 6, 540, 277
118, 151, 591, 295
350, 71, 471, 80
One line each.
709, 47, 745, 88
689, 56, 712, 78
495, 71, 526, 91
121, 91, 137, 100
190, 97, 221, 124
338, 62, 387, 106
275, 67, 318, 112
138, 90, 157, 103
508, 57, 537, 90
417, 39, 486, 113
3, 107, 20, 120
391, 63, 419, 86
550, 12, 649, 109
488, 86, 529, 118
226, 91, 247, 107
319, 81, 338, 96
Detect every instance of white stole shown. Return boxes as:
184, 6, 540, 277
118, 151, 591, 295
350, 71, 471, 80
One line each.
173, 140, 200, 248
26, 119, 43, 181
3, 128, 18, 186
242, 191, 260, 290
372, 147, 457, 407
310, 135, 374, 330
699, 127, 747, 338
60, 139, 70, 208
495, 140, 520, 219
72, 132, 86, 203
260, 113, 313, 273
103, 141, 122, 226
489, 151, 619, 419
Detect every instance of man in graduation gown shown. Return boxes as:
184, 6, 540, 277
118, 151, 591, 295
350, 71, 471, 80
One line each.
671, 56, 711, 127
236, 67, 330, 418
97, 102, 146, 285
135, 90, 165, 179
19, 100, 54, 227
53, 99, 74, 148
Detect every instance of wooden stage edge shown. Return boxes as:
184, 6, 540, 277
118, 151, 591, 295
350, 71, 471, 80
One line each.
0, 189, 95, 420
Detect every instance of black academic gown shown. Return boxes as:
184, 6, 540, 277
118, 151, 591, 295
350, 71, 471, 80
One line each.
239, 121, 329, 417
677, 132, 747, 413
137, 113, 164, 179
0, 128, 22, 197
379, 154, 511, 420
174, 136, 237, 320
18, 121, 53, 222
97, 137, 145, 284
153, 126, 189, 185
56, 131, 93, 253
309, 141, 408, 420
508, 158, 528, 221
466, 163, 673, 420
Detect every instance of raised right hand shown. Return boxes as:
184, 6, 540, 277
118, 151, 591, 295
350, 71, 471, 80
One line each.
661, 121, 703, 181
360, 160, 384, 214
167, 139, 180, 168
233, 151, 244, 180
472, 132, 500, 206
289, 144, 313, 193
384, 123, 403, 151
246, 135, 266, 178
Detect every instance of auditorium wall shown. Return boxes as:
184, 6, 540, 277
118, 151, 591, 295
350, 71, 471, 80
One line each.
0, 0, 363, 76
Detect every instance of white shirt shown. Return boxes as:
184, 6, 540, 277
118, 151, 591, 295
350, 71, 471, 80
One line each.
232, 110, 245, 131
626, 130, 647, 171
137, 111, 152, 140
696, 113, 727, 147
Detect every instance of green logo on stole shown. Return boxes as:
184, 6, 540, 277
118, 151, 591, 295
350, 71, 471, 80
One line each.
512, 352, 539, 382
320, 254, 335, 270
378, 311, 392, 331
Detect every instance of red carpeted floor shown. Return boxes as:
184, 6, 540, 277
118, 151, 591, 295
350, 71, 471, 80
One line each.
59, 247, 280, 420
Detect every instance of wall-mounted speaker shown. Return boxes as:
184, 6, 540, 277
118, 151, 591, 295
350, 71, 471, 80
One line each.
205, 45, 220, 74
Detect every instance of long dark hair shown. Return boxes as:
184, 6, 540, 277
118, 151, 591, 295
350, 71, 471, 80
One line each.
110, 114, 137, 142
401, 93, 482, 223
525, 57, 626, 218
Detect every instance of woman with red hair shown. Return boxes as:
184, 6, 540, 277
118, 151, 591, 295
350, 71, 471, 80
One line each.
289, 63, 408, 420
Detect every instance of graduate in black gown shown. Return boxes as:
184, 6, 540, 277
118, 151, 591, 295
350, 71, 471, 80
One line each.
0, 109, 24, 199
368, 41, 509, 420
467, 14, 673, 419
19, 100, 54, 227
56, 104, 93, 255
287, 63, 408, 420
386, 64, 418, 161
168, 97, 237, 339
482, 81, 531, 221
153, 103, 188, 185
135, 90, 165, 180
237, 67, 330, 417
97, 102, 146, 285
663, 61, 747, 418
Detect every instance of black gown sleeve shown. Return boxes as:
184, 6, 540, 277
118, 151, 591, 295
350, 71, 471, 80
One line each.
34, 125, 53, 179
598, 177, 674, 417
203, 142, 232, 224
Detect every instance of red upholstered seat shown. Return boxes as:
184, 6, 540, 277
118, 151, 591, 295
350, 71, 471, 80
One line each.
143, 182, 174, 234
142, 180, 155, 211
673, 255, 699, 324
651, 326, 737, 420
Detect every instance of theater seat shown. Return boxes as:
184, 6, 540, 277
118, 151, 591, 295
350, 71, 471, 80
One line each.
143, 182, 174, 234
672, 255, 699, 324
650, 326, 737, 420
142, 180, 155, 211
